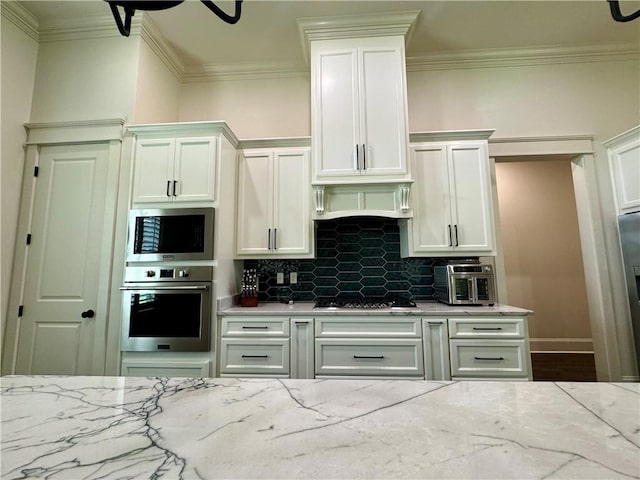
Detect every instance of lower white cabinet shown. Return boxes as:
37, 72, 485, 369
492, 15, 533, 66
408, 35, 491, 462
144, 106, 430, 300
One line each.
121, 358, 212, 377
422, 319, 451, 380
315, 338, 423, 377
219, 317, 290, 377
314, 317, 424, 378
219, 338, 290, 376
291, 318, 315, 379
447, 317, 531, 380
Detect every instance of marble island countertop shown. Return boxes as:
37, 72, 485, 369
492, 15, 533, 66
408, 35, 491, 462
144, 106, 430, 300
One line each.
219, 301, 533, 316
2, 376, 638, 479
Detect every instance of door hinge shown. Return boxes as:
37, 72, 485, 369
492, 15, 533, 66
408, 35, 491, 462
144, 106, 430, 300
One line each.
33, 166, 39, 177
26, 234, 32, 245
18, 305, 24, 317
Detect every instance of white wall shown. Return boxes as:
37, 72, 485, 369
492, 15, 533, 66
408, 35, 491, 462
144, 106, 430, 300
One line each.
1, 14, 38, 350
133, 39, 181, 123
30, 36, 139, 123
179, 76, 310, 139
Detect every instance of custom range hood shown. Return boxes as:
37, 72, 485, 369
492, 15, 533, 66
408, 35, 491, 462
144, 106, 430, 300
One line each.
312, 181, 413, 220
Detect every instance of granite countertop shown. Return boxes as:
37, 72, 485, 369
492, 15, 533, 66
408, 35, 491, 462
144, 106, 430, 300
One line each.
219, 301, 533, 316
2, 376, 638, 479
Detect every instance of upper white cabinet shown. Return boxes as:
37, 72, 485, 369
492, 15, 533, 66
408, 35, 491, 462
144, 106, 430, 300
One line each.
236, 145, 314, 258
605, 126, 640, 215
311, 36, 410, 183
128, 122, 238, 206
400, 131, 496, 256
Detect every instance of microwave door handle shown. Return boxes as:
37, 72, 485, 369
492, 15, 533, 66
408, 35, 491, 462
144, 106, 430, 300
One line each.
469, 278, 475, 303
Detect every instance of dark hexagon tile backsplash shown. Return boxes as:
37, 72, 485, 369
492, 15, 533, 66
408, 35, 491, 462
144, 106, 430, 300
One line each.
243, 217, 466, 303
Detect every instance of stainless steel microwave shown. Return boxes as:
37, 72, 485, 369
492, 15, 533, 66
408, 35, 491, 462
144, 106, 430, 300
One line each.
434, 264, 496, 306
127, 208, 214, 262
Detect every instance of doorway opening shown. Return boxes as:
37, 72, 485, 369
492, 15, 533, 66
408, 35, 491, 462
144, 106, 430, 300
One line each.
494, 155, 596, 381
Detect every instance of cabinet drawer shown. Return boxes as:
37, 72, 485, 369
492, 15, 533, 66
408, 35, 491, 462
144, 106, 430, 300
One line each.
449, 340, 528, 378
221, 317, 289, 336
315, 317, 421, 338
315, 339, 424, 377
219, 338, 289, 375
448, 318, 526, 339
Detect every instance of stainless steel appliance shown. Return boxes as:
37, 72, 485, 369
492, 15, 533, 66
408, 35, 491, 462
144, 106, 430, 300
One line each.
120, 265, 213, 352
314, 297, 417, 310
127, 207, 214, 262
618, 212, 640, 371
434, 263, 495, 306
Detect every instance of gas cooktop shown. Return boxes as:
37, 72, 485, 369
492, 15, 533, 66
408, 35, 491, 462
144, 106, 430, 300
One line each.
314, 297, 417, 309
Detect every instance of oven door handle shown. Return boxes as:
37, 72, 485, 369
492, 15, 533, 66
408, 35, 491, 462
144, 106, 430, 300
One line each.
119, 285, 210, 291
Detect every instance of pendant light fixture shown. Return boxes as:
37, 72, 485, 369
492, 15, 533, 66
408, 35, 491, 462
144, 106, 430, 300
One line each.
105, 0, 243, 37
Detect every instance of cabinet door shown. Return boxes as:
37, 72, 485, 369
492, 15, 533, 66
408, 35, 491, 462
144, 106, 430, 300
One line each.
313, 49, 360, 178
291, 318, 314, 379
272, 150, 311, 256
236, 151, 273, 256
423, 319, 451, 381
448, 143, 494, 252
173, 136, 217, 203
132, 138, 175, 203
411, 144, 454, 252
359, 45, 408, 177
608, 132, 640, 214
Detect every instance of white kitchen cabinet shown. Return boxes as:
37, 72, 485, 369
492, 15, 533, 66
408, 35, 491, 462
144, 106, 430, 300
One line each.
314, 317, 424, 378
605, 125, 640, 214
447, 317, 532, 380
290, 318, 315, 379
121, 358, 212, 378
132, 136, 218, 204
400, 133, 495, 256
218, 317, 290, 377
236, 147, 313, 258
422, 319, 451, 381
311, 36, 410, 183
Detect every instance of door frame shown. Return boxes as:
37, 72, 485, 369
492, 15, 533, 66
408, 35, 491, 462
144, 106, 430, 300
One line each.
1, 119, 125, 375
489, 134, 637, 382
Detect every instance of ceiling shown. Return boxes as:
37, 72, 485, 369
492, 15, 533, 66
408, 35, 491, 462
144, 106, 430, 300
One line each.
18, 0, 640, 69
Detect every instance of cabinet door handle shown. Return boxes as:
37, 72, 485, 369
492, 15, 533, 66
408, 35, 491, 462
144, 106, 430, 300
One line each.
242, 326, 269, 330
428, 321, 443, 325
448, 225, 453, 246
166, 180, 171, 197
268, 228, 271, 249
172, 180, 177, 196
294, 321, 309, 325
354, 144, 359, 170
241, 355, 269, 358
474, 356, 505, 361
362, 144, 366, 170
273, 228, 277, 250
472, 327, 503, 331
353, 355, 384, 359
454, 224, 459, 246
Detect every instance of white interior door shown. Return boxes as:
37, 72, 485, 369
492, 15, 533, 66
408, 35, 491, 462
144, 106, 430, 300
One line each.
15, 143, 110, 374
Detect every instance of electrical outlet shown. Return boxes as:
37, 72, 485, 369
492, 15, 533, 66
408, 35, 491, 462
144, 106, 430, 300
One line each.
276, 272, 284, 284
290, 272, 297, 284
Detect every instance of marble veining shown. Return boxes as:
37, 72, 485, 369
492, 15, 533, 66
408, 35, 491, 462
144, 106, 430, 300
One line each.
2, 376, 639, 479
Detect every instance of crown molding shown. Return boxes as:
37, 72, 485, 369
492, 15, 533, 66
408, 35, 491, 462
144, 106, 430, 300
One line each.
182, 62, 308, 83
24, 118, 126, 145
139, 15, 184, 81
238, 137, 311, 150
2, 1, 39, 42
37, 13, 142, 42
407, 43, 640, 72
410, 129, 495, 143
297, 10, 420, 65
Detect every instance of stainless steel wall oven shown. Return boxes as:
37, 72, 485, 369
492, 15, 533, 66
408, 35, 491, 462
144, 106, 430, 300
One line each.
120, 266, 213, 352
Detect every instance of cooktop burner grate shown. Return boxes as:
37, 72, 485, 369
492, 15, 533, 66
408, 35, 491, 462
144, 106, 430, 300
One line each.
314, 297, 417, 309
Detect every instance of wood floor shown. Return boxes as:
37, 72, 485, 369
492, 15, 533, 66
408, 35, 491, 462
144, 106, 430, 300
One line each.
530, 352, 597, 382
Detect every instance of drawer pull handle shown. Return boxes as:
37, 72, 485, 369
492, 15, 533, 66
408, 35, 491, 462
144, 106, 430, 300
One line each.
474, 356, 505, 361
472, 327, 503, 331
294, 321, 310, 325
241, 355, 269, 358
428, 321, 443, 325
242, 326, 269, 329
353, 355, 385, 359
